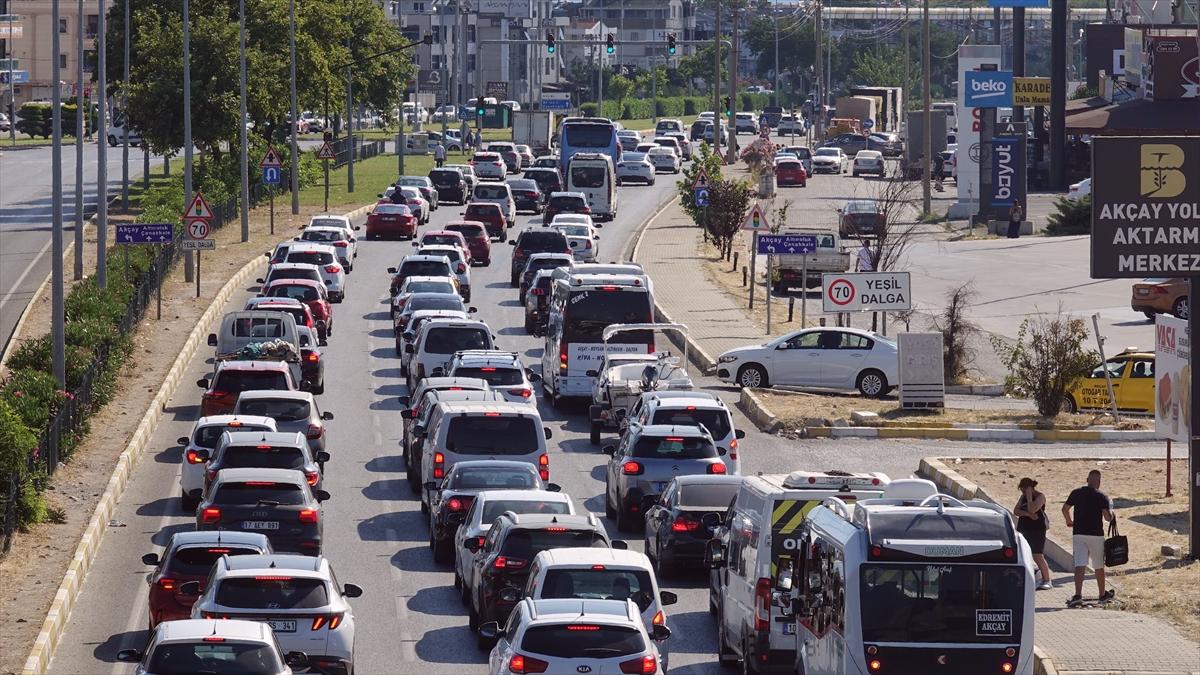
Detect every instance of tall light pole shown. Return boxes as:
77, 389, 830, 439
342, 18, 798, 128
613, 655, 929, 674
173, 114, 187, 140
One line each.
346, 30, 355, 192
6, 12, 14, 143
51, 0, 66, 387
712, 0, 721, 159
921, 0, 931, 215
73, 0, 85, 280
183, 0, 195, 282
773, 14, 779, 101
237, 0, 249, 241
288, 0, 299, 214
96, 0, 108, 288
121, 0, 129, 212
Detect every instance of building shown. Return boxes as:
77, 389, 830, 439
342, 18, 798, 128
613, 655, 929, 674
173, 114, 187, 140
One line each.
575, 0, 696, 71
2, 0, 95, 110
559, 17, 609, 73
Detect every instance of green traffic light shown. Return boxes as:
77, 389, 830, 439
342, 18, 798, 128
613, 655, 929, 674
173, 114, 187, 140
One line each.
547, 45, 556, 53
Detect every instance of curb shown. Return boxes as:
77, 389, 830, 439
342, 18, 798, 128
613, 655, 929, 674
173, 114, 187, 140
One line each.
19, 203, 371, 675
801, 426, 1156, 442
737, 389, 782, 433
1034, 646, 1059, 675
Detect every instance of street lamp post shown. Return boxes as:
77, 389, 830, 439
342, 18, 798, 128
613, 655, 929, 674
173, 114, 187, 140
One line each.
51, 0, 65, 387
73, 0, 84, 280
97, 0, 108, 288
121, 0, 129, 212
183, 0, 195, 282
238, 0, 249, 240
289, 0, 299, 214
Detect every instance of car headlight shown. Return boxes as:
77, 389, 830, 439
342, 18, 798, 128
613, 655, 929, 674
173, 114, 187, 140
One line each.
718, 355, 739, 364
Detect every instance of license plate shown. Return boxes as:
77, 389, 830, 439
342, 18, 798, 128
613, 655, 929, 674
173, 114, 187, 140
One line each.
242, 521, 279, 530
267, 620, 297, 633
782, 622, 796, 635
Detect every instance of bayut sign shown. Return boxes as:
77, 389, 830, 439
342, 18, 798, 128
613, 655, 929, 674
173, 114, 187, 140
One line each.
964, 70, 1013, 108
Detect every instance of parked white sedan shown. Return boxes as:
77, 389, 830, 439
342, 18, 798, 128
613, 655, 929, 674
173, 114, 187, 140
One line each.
715, 327, 898, 397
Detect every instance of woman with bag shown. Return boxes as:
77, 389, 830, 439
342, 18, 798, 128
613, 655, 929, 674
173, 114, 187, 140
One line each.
1014, 477, 1054, 590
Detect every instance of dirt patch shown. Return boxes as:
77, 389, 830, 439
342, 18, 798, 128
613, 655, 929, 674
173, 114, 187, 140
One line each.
0, 196, 370, 675
956, 457, 1198, 638
755, 389, 1150, 430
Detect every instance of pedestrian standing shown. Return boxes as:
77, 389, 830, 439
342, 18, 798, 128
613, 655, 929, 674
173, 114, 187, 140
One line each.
856, 241, 874, 272
1062, 469, 1115, 606
433, 140, 446, 168
1014, 478, 1053, 590
1007, 202, 1025, 239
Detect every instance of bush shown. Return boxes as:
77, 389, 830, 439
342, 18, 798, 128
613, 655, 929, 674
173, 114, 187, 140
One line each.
932, 283, 979, 384
16, 102, 51, 138
0, 369, 66, 431
1045, 195, 1091, 236
991, 312, 1097, 416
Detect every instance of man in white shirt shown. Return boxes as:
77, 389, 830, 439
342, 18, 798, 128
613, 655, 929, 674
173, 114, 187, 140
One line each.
856, 241, 874, 272
433, 141, 446, 168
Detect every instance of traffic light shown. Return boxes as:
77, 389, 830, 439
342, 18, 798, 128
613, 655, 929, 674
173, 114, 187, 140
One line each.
723, 96, 732, 116
476, 97, 486, 117
667, 33, 677, 55
546, 31, 556, 54
605, 34, 615, 54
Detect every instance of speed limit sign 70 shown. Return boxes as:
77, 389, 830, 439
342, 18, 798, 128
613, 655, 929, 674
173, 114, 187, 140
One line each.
186, 218, 211, 240
821, 272, 912, 312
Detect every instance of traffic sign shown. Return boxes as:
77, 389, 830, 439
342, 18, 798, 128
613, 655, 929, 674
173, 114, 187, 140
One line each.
694, 187, 709, 208
690, 169, 710, 190
756, 234, 816, 255
262, 166, 282, 186
541, 94, 571, 111
315, 141, 337, 161
179, 239, 216, 251
184, 191, 213, 220
115, 223, 174, 244
185, 218, 211, 240
740, 203, 769, 231
821, 272, 912, 312
863, 118, 875, 130
259, 147, 283, 168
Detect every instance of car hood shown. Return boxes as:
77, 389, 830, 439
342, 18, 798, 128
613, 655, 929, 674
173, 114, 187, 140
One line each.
718, 344, 770, 361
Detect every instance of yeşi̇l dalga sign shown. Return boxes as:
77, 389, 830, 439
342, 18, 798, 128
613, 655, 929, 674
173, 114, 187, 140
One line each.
1091, 137, 1200, 278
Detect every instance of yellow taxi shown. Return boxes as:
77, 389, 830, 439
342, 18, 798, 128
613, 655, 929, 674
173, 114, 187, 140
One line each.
1063, 348, 1155, 414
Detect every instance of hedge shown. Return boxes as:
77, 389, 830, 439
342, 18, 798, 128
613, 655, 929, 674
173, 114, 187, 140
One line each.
575, 93, 775, 122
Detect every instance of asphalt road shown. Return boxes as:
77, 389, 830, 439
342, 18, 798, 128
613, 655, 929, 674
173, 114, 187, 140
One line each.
43, 152, 1164, 675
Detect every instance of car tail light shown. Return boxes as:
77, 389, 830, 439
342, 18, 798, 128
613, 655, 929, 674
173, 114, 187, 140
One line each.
207, 468, 218, 482
447, 497, 465, 511
493, 556, 527, 570
469, 535, 485, 549
299, 508, 319, 524
201, 508, 221, 524
708, 463, 728, 474
306, 423, 324, 440
186, 449, 205, 464
433, 451, 445, 479
517, 388, 532, 399
531, 288, 545, 295
305, 471, 319, 486
307, 351, 320, 363
203, 636, 226, 643
755, 577, 772, 632
622, 461, 643, 476
584, 240, 592, 249
559, 342, 568, 373
509, 653, 549, 674
1154, 285, 1169, 294
620, 655, 657, 674
457, 263, 467, 273
324, 265, 341, 273
538, 453, 549, 481
1001, 663, 1014, 673
333, 241, 349, 248
868, 659, 882, 671
582, 207, 591, 214
672, 515, 699, 532
311, 613, 343, 631
157, 577, 176, 591
652, 610, 665, 626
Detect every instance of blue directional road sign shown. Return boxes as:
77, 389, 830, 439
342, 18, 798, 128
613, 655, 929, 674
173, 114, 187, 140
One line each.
262, 165, 282, 185
757, 234, 817, 255
862, 118, 875, 130
693, 187, 710, 208
116, 223, 174, 244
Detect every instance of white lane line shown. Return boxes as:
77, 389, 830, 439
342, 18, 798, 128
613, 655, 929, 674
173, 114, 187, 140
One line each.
0, 234, 53, 313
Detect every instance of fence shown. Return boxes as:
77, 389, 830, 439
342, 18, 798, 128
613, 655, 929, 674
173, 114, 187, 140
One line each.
0, 178, 285, 556
332, 138, 387, 170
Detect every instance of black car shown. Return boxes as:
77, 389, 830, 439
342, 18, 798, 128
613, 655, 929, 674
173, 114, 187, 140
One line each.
297, 327, 324, 394
196, 468, 330, 555
822, 133, 869, 156
523, 271, 554, 334
642, 475, 741, 578
508, 229, 571, 286
507, 178, 544, 214
464, 512, 624, 639
425, 460, 559, 563
429, 167, 469, 204
868, 132, 904, 157
519, 254, 574, 304
523, 168, 563, 199
541, 192, 591, 226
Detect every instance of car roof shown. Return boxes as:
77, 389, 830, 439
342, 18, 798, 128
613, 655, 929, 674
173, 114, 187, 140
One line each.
195, 414, 277, 428
222, 430, 308, 447
403, 254, 454, 263
269, 262, 320, 271
303, 225, 346, 234
533, 547, 652, 569
246, 297, 303, 308
287, 242, 338, 253
453, 350, 521, 364
167, 529, 272, 548
437, 400, 539, 415
466, 202, 502, 211
671, 474, 743, 487
635, 424, 712, 438
549, 191, 587, 199
265, 278, 323, 288
403, 275, 457, 285
450, 460, 540, 473
501, 512, 600, 530
528, 252, 573, 261
213, 467, 308, 485
235, 390, 313, 402
476, 488, 571, 503
527, 599, 638, 623
309, 215, 350, 224
417, 376, 491, 390
644, 391, 724, 408
215, 360, 291, 372
156, 619, 272, 643
419, 319, 489, 332
222, 553, 324, 574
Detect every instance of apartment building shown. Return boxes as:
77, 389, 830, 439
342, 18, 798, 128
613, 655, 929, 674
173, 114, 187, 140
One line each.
2, 0, 96, 109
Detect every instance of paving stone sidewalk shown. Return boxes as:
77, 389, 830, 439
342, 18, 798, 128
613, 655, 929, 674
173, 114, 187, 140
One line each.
633, 197, 1200, 675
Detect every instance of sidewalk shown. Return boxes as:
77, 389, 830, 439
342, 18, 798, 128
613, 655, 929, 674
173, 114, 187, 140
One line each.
632, 197, 1200, 675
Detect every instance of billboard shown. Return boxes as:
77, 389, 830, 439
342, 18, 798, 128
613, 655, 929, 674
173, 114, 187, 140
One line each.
964, 70, 1013, 108
1155, 314, 1190, 443
1012, 77, 1051, 105
1091, 137, 1200, 278
476, 0, 532, 18
990, 129, 1026, 212
956, 45, 1002, 210
1143, 35, 1199, 100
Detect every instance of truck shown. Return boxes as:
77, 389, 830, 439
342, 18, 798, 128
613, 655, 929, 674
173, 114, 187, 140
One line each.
834, 95, 878, 128
848, 85, 904, 133
903, 109, 948, 180
771, 227, 851, 293
512, 110, 556, 156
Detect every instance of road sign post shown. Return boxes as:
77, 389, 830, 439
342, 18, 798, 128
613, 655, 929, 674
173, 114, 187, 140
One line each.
757, 234, 818, 330
183, 191, 214, 299
740, 204, 770, 311
261, 148, 283, 236
821, 272, 912, 313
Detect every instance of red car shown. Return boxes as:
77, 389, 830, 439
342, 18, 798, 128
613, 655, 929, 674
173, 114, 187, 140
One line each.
444, 220, 492, 266
260, 278, 333, 341
775, 159, 808, 187
464, 202, 506, 241
366, 203, 418, 239
197, 360, 297, 417
416, 230, 473, 265
142, 531, 273, 628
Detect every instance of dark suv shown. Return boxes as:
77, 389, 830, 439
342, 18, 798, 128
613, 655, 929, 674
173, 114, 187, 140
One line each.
508, 230, 571, 286
464, 512, 624, 633
523, 168, 563, 200
542, 192, 591, 226
429, 167, 469, 204
822, 133, 869, 156
196, 467, 330, 555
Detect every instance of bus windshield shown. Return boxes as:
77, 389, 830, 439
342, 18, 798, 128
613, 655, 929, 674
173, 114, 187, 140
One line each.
564, 124, 616, 148
859, 563, 1026, 644
563, 289, 652, 343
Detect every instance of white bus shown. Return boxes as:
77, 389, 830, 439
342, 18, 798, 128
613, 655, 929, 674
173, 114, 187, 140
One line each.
566, 152, 618, 221
540, 273, 654, 407
776, 479, 1036, 675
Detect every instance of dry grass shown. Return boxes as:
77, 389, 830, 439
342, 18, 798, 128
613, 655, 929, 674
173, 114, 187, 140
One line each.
957, 458, 1198, 638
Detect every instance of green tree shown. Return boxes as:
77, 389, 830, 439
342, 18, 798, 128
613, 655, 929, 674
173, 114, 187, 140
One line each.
992, 313, 1098, 417
677, 43, 728, 93
607, 74, 635, 105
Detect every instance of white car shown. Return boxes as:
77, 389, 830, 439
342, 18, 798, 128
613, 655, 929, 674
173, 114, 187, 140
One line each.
416, 244, 473, 302
716, 327, 898, 397
501, 100, 522, 112
189, 555, 361, 675
471, 151, 507, 181
851, 149, 886, 177
776, 114, 804, 135
298, 225, 357, 271
398, 186, 431, 224
1067, 177, 1091, 201
391, 275, 460, 318
482, 598, 669, 675
549, 213, 597, 229
811, 146, 848, 174
176, 415, 276, 509
281, 242, 347, 302
552, 221, 601, 262
300, 111, 325, 132
431, 104, 459, 122
617, 153, 656, 185
664, 132, 692, 160
446, 349, 540, 406
117, 619, 306, 675
646, 146, 680, 173
453, 489, 575, 602
472, 182, 517, 226
306, 214, 360, 247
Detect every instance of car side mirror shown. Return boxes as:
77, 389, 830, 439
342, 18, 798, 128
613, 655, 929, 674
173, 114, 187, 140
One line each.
651, 625, 672, 641
499, 587, 521, 603
527, 371, 541, 382
387, 267, 398, 274
178, 580, 201, 596
602, 445, 616, 456
196, 378, 209, 389
423, 481, 439, 492
284, 652, 309, 668
413, 424, 426, 438
141, 552, 160, 566
377, 193, 383, 198
401, 409, 415, 419
775, 568, 794, 593
321, 411, 335, 421
610, 540, 628, 550
546, 483, 562, 492
660, 590, 678, 606
431, 367, 445, 377
314, 489, 331, 502
207, 334, 217, 346
735, 429, 747, 440
585, 369, 598, 377
116, 649, 142, 663
704, 540, 725, 568
701, 512, 723, 528
640, 494, 657, 513
177, 436, 190, 447
342, 583, 363, 598
508, 240, 517, 245
468, 307, 478, 314
464, 538, 482, 552
397, 395, 410, 407
543, 427, 552, 440
353, 225, 361, 231
478, 621, 502, 640
193, 448, 211, 462
255, 277, 265, 283
316, 451, 331, 463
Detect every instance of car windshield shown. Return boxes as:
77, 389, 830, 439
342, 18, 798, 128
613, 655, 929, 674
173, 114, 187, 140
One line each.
423, 327, 490, 354
570, 166, 607, 188
146, 643, 284, 675
166, 545, 264, 576
253, 305, 306, 326
481, 498, 569, 522
400, 261, 452, 277
475, 185, 509, 200
549, 196, 586, 210
563, 290, 652, 343
632, 435, 717, 459
286, 251, 335, 266
500, 529, 608, 559
452, 366, 524, 386
423, 233, 464, 247
520, 624, 644, 659
564, 124, 616, 148
446, 415, 538, 454
212, 371, 289, 394
448, 467, 536, 489
212, 482, 306, 506
231, 317, 287, 338
777, 161, 801, 170
215, 577, 329, 609
219, 445, 306, 470
539, 568, 656, 610
237, 399, 310, 422
650, 408, 732, 439
405, 281, 456, 295
860, 564, 1026, 643
519, 232, 569, 253
266, 285, 319, 303
815, 148, 839, 157
300, 230, 343, 243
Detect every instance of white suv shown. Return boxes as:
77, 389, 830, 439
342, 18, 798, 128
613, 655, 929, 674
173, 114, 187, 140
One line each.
282, 242, 347, 302
406, 318, 495, 387
473, 182, 517, 226
471, 152, 507, 181
118, 619, 307, 674
188, 554, 361, 675
177, 415, 276, 510
481, 598, 669, 674
446, 350, 540, 406
625, 391, 745, 474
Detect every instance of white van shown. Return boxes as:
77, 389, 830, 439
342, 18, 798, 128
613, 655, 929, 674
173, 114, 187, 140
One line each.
706, 470, 890, 671
566, 152, 617, 221
472, 182, 517, 226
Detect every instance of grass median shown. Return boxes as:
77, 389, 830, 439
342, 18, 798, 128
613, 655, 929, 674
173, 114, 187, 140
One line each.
296, 148, 477, 210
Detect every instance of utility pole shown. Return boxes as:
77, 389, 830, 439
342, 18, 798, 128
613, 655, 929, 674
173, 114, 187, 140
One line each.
903, 0, 910, 103
51, 0, 65, 387
289, 0, 299, 214
97, 0, 108, 288
1049, 0, 1066, 190
712, 0, 721, 159
814, 0, 822, 142
183, 0, 195, 282
5, 9, 14, 144
121, 0, 129, 212
773, 14, 779, 101
921, 0, 931, 215
346, 31, 355, 192
1013, 6, 1025, 122
73, 0, 84, 280
727, 6, 738, 163
238, 0, 249, 241
598, 0, 604, 115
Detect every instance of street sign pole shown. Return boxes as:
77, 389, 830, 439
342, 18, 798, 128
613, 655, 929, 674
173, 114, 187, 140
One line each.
800, 255, 808, 327
749, 232, 757, 310
270, 190, 275, 235
324, 159, 330, 212
766, 253, 772, 334
1191, 278, 1200, 557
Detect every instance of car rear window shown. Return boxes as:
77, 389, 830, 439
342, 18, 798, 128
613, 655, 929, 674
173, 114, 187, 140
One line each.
423, 248, 462, 264
501, 529, 608, 559
520, 624, 645, 659
266, 284, 319, 303
650, 408, 732, 439
300, 230, 344, 243
465, 204, 502, 218
447, 223, 486, 238
147, 643, 284, 675
166, 544, 265, 575
404, 280, 456, 295
631, 435, 718, 460
509, 180, 538, 191
406, 296, 464, 314
481, 499, 569, 522
445, 415, 539, 454
255, 305, 306, 326
309, 218, 346, 229
472, 153, 500, 163
777, 161, 802, 170
475, 185, 510, 200
212, 371, 289, 394
195, 424, 271, 449
423, 327, 490, 354
549, 195, 586, 210
236, 399, 310, 422
422, 234, 463, 247
214, 577, 328, 609
539, 568, 655, 611
212, 482, 306, 506
679, 483, 741, 509
267, 268, 319, 283
219, 445, 306, 470
452, 366, 524, 386
231, 317, 287, 339
518, 232, 569, 252
449, 466, 537, 489
286, 251, 335, 266
526, 258, 572, 276
429, 170, 462, 184
400, 260, 452, 277
374, 204, 411, 215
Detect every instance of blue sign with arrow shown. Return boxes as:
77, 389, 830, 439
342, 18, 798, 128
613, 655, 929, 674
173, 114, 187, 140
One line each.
694, 187, 710, 208
757, 234, 817, 255
262, 166, 282, 186
116, 223, 174, 244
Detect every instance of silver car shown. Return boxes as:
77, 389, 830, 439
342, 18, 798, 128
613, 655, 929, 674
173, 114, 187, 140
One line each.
603, 424, 728, 532
117, 619, 308, 674
231, 391, 334, 455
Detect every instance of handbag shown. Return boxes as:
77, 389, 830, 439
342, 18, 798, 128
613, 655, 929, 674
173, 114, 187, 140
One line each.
1104, 518, 1129, 567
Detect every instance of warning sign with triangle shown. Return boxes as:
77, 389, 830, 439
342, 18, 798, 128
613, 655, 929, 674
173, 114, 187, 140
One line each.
740, 203, 769, 231
690, 169, 709, 190
184, 191, 214, 221
259, 147, 283, 169
315, 141, 337, 161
